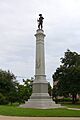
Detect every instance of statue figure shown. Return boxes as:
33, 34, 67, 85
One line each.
37, 14, 44, 29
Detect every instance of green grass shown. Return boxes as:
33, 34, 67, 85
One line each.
61, 103, 80, 109
0, 105, 80, 117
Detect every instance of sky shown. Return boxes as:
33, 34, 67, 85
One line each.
0, 0, 80, 86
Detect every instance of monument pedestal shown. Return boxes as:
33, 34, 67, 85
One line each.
20, 29, 61, 109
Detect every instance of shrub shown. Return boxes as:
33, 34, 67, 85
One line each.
54, 97, 79, 103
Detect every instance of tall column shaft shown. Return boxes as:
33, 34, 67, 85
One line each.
35, 29, 46, 81
31, 29, 49, 97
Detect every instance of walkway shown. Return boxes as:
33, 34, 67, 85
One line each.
0, 116, 80, 120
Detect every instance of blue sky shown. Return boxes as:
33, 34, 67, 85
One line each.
0, 0, 80, 86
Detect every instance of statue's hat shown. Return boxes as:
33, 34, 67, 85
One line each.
39, 14, 42, 16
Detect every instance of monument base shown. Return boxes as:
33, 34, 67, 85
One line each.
20, 80, 62, 109
20, 98, 62, 109
20, 82, 62, 109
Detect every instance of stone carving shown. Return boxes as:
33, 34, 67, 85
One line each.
36, 58, 41, 69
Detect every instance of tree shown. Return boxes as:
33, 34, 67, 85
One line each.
17, 79, 33, 104
52, 49, 80, 104
0, 69, 18, 104
23, 79, 33, 99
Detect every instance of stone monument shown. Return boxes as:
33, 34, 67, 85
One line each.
20, 14, 61, 108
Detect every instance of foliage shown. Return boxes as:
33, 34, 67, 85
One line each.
53, 97, 79, 104
0, 69, 18, 104
52, 49, 80, 104
48, 82, 52, 96
0, 69, 52, 105
0, 93, 8, 105
17, 79, 33, 104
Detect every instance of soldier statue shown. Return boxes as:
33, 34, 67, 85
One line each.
37, 14, 44, 29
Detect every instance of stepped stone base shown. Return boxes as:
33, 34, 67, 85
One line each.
20, 86, 62, 109
20, 99, 62, 109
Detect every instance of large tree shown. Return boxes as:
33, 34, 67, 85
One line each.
52, 49, 80, 103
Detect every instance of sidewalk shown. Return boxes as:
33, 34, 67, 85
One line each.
0, 116, 80, 120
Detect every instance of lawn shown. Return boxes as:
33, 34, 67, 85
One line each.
61, 103, 80, 109
0, 105, 80, 117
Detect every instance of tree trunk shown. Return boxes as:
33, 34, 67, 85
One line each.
72, 93, 77, 104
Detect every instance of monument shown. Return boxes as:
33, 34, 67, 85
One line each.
20, 14, 61, 108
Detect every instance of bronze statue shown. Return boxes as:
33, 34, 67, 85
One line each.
37, 14, 44, 29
